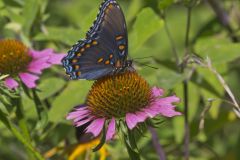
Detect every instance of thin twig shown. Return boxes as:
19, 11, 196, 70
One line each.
206, 0, 238, 42
148, 127, 166, 160
199, 99, 213, 131
191, 55, 240, 118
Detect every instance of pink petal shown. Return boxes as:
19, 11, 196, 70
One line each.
126, 113, 138, 130
27, 58, 51, 74
106, 118, 116, 141
158, 95, 180, 104
48, 53, 66, 64
135, 111, 148, 122
4, 77, 19, 89
29, 49, 53, 59
86, 118, 105, 137
151, 104, 181, 117
75, 117, 93, 127
152, 87, 164, 97
19, 73, 39, 88
66, 109, 90, 120
143, 107, 158, 118
147, 95, 182, 117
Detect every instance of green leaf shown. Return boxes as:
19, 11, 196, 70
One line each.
37, 77, 66, 100
48, 80, 92, 122
157, 66, 185, 89
0, 109, 45, 160
34, 27, 81, 45
195, 37, 240, 64
22, 0, 39, 36
158, 0, 174, 10
196, 67, 225, 118
129, 7, 164, 56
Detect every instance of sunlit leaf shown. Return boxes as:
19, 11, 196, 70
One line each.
48, 81, 92, 122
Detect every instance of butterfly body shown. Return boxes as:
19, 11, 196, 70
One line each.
62, 0, 134, 80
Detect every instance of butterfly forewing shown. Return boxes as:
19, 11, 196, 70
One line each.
62, 0, 129, 80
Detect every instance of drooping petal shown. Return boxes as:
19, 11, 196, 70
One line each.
135, 111, 148, 122
106, 118, 116, 140
4, 77, 19, 89
66, 109, 90, 120
152, 87, 164, 97
19, 73, 39, 88
29, 49, 53, 59
75, 117, 93, 127
48, 53, 66, 64
86, 118, 105, 137
158, 95, 180, 104
143, 107, 158, 118
126, 113, 139, 130
27, 58, 51, 74
150, 104, 181, 117
148, 95, 181, 117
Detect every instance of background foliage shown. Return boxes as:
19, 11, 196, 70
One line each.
0, 0, 240, 159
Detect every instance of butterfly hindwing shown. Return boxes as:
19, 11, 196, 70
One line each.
62, 0, 128, 80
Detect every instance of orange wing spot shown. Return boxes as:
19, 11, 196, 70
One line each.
119, 45, 125, 50
76, 53, 82, 57
72, 59, 78, 63
85, 44, 91, 48
98, 58, 104, 63
80, 48, 85, 52
115, 60, 121, 67
105, 60, 110, 65
116, 36, 123, 40
74, 65, 80, 70
105, 8, 110, 13
76, 71, 81, 76
109, 54, 113, 59
92, 40, 98, 45
108, 4, 113, 9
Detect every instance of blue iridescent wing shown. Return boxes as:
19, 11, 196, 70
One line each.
62, 0, 128, 80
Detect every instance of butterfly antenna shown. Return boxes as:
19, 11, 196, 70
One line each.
135, 61, 159, 70
133, 56, 154, 60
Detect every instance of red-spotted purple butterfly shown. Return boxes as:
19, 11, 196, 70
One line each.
62, 0, 134, 80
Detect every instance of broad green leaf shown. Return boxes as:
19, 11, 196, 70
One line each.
0, 109, 45, 160
129, 7, 164, 56
157, 68, 185, 89
48, 81, 92, 122
125, 0, 142, 23
34, 27, 81, 45
22, 0, 39, 36
195, 37, 240, 64
158, 0, 174, 10
37, 78, 66, 100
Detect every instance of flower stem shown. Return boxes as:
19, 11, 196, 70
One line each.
148, 127, 166, 160
119, 121, 141, 160
183, 6, 192, 160
15, 97, 32, 142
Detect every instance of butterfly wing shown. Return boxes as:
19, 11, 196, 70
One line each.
62, 0, 128, 80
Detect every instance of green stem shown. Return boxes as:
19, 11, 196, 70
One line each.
119, 121, 141, 160
15, 97, 32, 142
183, 6, 192, 160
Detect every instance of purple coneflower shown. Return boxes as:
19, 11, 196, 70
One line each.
0, 39, 65, 89
67, 71, 181, 141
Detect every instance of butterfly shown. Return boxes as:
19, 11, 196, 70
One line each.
62, 0, 134, 80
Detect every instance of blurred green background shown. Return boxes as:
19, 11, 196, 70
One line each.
1, 0, 240, 159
